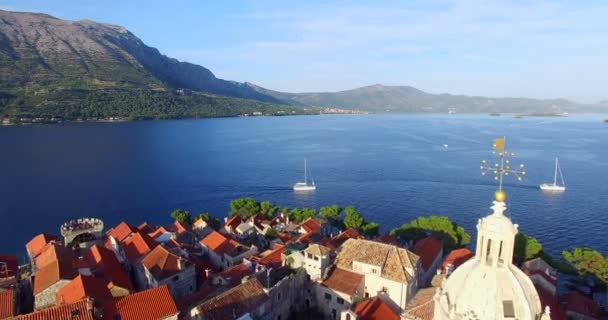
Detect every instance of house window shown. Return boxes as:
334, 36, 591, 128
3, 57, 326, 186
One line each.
313, 256, 319, 261
381, 287, 389, 294
346, 315, 351, 320
277, 293, 281, 301
365, 292, 369, 298
308, 253, 313, 259
337, 297, 344, 305
173, 275, 179, 282
324, 293, 332, 301
371, 268, 377, 274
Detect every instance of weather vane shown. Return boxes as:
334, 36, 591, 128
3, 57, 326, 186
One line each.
480, 137, 526, 197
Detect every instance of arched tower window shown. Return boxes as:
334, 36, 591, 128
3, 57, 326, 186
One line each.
485, 239, 492, 265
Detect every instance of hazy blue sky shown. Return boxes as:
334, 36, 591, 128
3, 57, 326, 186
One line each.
1, 0, 607, 102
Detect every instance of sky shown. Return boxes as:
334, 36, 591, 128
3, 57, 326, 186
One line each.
1, 0, 607, 102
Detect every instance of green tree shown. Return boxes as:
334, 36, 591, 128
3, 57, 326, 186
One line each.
319, 205, 342, 223
362, 222, 380, 238
288, 208, 317, 223
229, 197, 261, 218
562, 248, 608, 284
196, 212, 221, 230
514, 233, 543, 263
260, 201, 278, 218
390, 216, 471, 251
265, 228, 279, 240
343, 206, 365, 229
171, 209, 192, 224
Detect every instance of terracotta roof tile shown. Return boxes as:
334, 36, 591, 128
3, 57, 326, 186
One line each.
300, 218, 321, 234
257, 245, 285, 268
375, 234, 399, 246
141, 245, 187, 281
167, 221, 192, 235
112, 285, 179, 320
336, 239, 419, 284
441, 248, 474, 273
354, 297, 400, 320
85, 245, 134, 292
319, 228, 363, 250
411, 237, 442, 270
122, 232, 158, 264
321, 267, 364, 296
148, 226, 172, 240
33, 259, 77, 295
404, 287, 436, 320
305, 244, 331, 256
0, 289, 15, 319
0, 255, 18, 279
15, 299, 94, 320
26, 233, 59, 258
34, 242, 75, 271
56, 275, 113, 305
200, 231, 242, 255
224, 216, 242, 230
193, 279, 268, 320
137, 222, 155, 234
106, 222, 137, 242
214, 262, 255, 287
560, 291, 601, 319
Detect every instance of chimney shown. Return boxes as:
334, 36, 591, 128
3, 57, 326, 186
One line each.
178, 258, 185, 271
224, 217, 228, 223
286, 216, 290, 225
205, 268, 211, 278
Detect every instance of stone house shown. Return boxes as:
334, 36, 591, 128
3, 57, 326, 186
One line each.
316, 267, 365, 320
303, 244, 332, 281
137, 245, 196, 300
199, 231, 257, 271
334, 239, 421, 311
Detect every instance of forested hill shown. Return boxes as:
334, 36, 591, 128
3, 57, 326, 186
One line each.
0, 10, 295, 120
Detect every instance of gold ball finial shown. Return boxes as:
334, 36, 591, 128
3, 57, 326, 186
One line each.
494, 190, 506, 202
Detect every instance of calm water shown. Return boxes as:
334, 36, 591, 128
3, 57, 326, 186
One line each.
1, 114, 607, 260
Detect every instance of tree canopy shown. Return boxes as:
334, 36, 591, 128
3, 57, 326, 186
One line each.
196, 212, 221, 230
390, 216, 471, 251
514, 233, 543, 263
319, 205, 342, 222
229, 197, 261, 218
260, 201, 278, 218
562, 248, 608, 284
171, 209, 192, 225
361, 222, 380, 237
288, 208, 317, 223
343, 206, 365, 229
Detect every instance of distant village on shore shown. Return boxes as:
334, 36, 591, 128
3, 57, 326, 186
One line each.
0, 193, 605, 320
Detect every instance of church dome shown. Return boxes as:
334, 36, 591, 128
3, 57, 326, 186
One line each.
433, 200, 548, 320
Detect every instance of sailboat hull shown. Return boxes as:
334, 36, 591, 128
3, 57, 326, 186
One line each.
293, 183, 316, 191
540, 183, 565, 191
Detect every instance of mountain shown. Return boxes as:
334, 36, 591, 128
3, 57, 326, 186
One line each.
0, 9, 604, 120
0, 10, 298, 120
249, 83, 601, 114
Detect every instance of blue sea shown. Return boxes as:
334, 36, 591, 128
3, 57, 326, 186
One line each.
1, 114, 607, 260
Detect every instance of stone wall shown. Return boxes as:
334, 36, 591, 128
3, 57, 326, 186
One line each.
34, 280, 70, 310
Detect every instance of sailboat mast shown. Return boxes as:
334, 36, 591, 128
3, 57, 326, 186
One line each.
304, 159, 307, 184
554, 158, 558, 185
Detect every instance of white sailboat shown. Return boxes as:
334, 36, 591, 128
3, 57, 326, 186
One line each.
293, 159, 316, 191
540, 158, 565, 192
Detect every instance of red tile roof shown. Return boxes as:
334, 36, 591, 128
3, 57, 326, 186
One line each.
321, 267, 364, 296
112, 285, 178, 320
535, 285, 566, 320
224, 216, 243, 230
85, 245, 134, 292
319, 228, 363, 250
33, 259, 78, 295
0, 289, 15, 319
148, 226, 172, 240
412, 237, 442, 270
403, 287, 436, 320
441, 248, 474, 273
300, 218, 322, 234
200, 231, 241, 255
193, 279, 268, 320
527, 269, 557, 286
141, 245, 186, 281
167, 221, 192, 235
354, 296, 400, 320
55, 275, 113, 305
0, 255, 18, 279
106, 222, 137, 242
26, 233, 59, 258
375, 234, 399, 246
256, 245, 285, 268
214, 262, 254, 287
15, 299, 95, 320
121, 232, 158, 264
34, 242, 74, 271
193, 218, 208, 228
560, 291, 601, 319
137, 222, 155, 234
